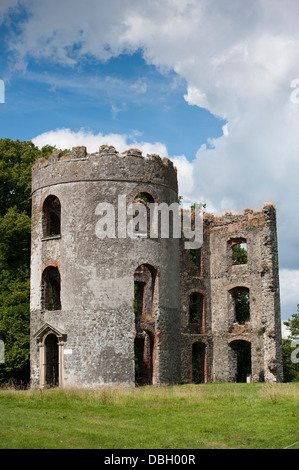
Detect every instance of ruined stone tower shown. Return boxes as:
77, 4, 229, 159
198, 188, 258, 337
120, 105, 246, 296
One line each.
30, 146, 181, 388
30, 146, 283, 388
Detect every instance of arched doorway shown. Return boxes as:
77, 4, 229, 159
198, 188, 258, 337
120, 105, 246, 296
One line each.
45, 334, 59, 387
229, 339, 251, 382
33, 323, 66, 388
192, 341, 207, 383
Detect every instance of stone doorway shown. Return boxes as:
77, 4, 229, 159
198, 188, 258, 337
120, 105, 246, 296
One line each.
229, 339, 252, 382
192, 341, 207, 383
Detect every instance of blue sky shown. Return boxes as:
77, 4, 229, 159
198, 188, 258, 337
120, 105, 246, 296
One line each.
0, 0, 299, 326
1, 43, 225, 159
1, 51, 223, 157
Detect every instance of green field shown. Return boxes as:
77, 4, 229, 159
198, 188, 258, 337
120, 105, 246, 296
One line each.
0, 382, 298, 449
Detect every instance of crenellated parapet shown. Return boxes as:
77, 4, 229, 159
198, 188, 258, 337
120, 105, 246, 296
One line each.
203, 203, 277, 232
32, 145, 178, 194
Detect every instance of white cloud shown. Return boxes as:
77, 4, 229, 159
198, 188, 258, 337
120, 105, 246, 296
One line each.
31, 127, 169, 158
279, 269, 299, 323
184, 86, 208, 110
6, 0, 134, 68
280, 269, 299, 307
171, 155, 194, 196
222, 124, 229, 137
281, 322, 291, 339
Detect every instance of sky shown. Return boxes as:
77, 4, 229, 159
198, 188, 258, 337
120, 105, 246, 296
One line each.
0, 0, 298, 331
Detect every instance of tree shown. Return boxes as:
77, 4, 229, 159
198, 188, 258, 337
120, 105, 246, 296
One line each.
234, 291, 250, 324
233, 243, 248, 265
0, 139, 55, 385
282, 305, 299, 382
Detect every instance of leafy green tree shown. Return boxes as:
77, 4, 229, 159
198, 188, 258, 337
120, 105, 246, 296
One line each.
233, 243, 248, 265
282, 338, 299, 382
234, 292, 250, 324
282, 305, 299, 382
0, 139, 55, 385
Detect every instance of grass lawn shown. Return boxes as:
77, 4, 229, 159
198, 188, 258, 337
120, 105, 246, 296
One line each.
0, 382, 298, 449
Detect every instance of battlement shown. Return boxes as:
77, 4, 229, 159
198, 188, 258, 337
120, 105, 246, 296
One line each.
33, 145, 176, 168
32, 145, 178, 194
203, 203, 277, 232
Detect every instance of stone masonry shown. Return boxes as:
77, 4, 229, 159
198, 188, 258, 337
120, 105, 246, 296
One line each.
30, 146, 283, 388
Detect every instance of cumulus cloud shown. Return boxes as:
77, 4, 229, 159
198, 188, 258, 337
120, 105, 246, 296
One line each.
184, 86, 208, 110
32, 127, 169, 158
5, 0, 134, 68
279, 269, 299, 311
171, 155, 195, 198
279, 268, 299, 325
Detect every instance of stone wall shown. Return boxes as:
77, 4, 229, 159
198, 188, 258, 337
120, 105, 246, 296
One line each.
180, 205, 283, 383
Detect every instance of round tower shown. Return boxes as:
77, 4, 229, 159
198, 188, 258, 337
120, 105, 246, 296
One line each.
30, 145, 181, 388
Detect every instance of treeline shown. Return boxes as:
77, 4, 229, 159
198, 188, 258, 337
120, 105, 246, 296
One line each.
0, 139, 54, 384
0, 138, 298, 385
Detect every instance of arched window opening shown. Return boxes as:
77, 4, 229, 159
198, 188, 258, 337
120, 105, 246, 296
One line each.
230, 287, 250, 324
192, 342, 207, 383
134, 264, 156, 321
134, 281, 145, 318
189, 247, 202, 271
42, 266, 61, 311
134, 193, 154, 205
189, 292, 204, 328
133, 193, 155, 237
229, 238, 247, 265
229, 340, 251, 383
43, 195, 61, 237
45, 333, 59, 387
134, 331, 154, 385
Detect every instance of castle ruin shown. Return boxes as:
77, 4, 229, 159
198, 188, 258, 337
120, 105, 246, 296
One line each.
30, 145, 283, 388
